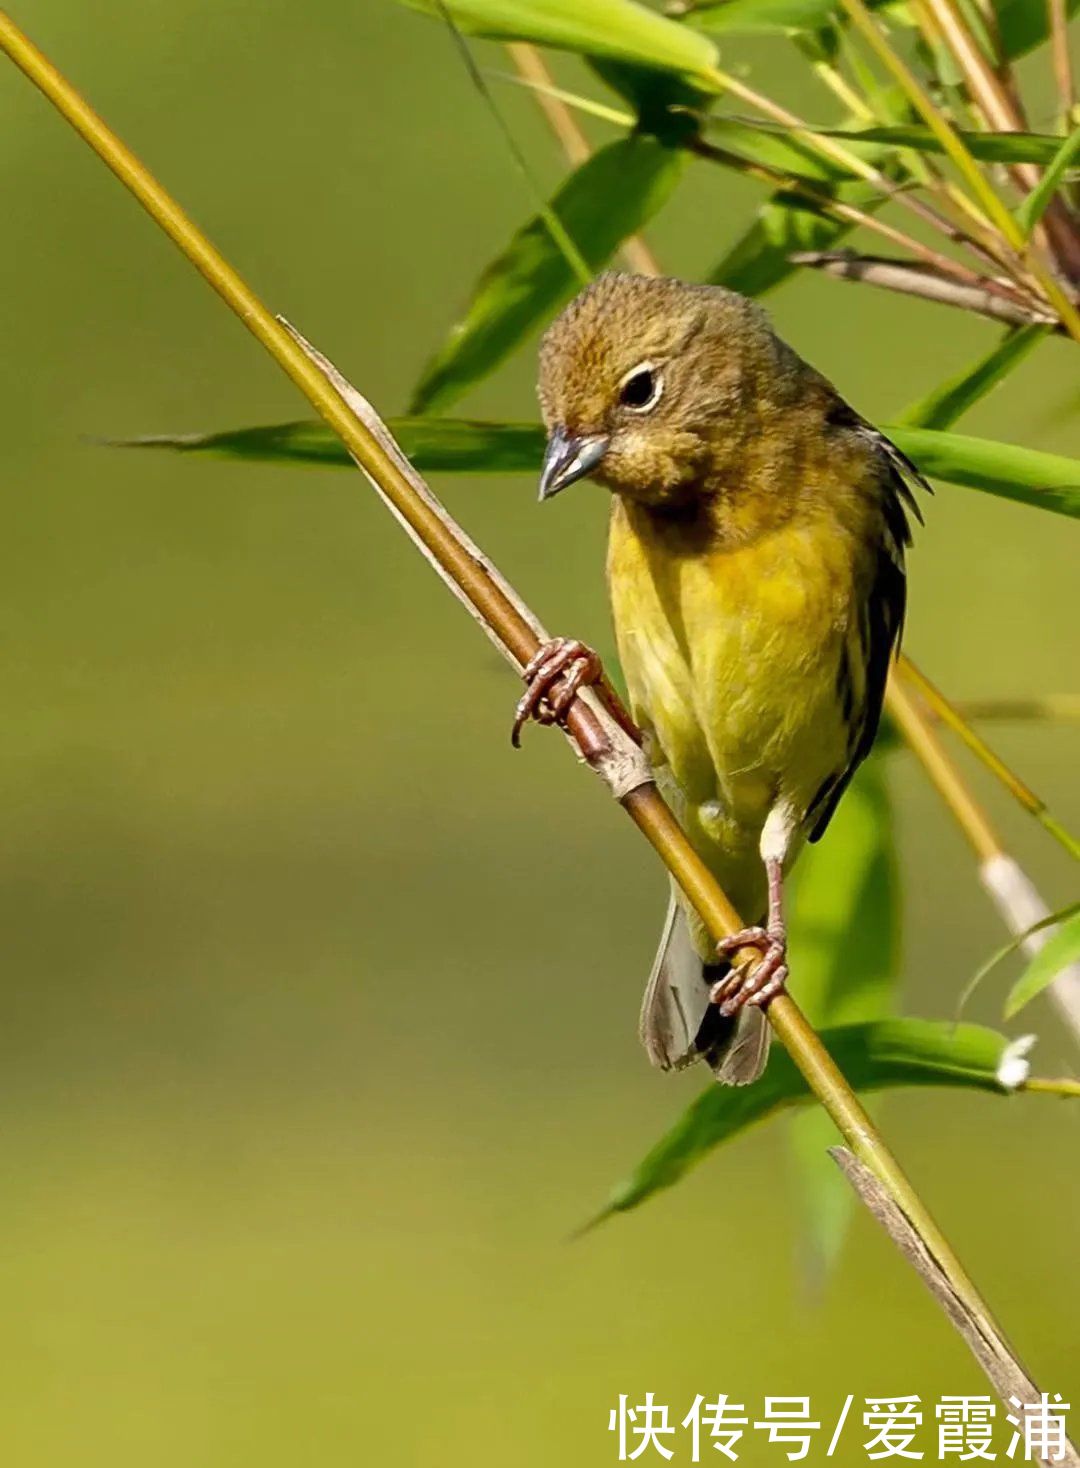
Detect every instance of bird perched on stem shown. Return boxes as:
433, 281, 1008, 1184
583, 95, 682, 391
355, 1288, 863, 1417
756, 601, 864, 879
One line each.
517, 272, 924, 1085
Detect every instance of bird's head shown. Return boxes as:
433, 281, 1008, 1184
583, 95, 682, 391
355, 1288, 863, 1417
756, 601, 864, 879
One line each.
536, 272, 793, 509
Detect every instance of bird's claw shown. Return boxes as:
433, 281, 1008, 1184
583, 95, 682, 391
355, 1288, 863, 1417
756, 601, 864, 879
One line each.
512, 637, 603, 747
710, 925, 789, 1017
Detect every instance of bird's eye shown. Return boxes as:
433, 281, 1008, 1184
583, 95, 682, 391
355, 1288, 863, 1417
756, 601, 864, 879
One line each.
618, 363, 662, 413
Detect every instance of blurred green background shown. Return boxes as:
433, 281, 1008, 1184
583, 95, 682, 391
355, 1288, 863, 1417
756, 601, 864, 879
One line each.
0, 3, 1077, 1464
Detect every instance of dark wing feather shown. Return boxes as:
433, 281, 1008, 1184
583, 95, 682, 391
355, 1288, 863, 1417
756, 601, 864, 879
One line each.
806, 413, 929, 843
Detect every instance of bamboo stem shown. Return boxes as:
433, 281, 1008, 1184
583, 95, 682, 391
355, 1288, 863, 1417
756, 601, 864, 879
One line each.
0, 13, 1071, 1449
887, 676, 1002, 863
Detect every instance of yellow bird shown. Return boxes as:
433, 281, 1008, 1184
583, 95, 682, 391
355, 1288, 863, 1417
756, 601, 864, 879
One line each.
519, 273, 923, 1084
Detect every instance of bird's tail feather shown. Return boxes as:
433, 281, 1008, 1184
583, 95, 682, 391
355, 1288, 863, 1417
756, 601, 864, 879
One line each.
639, 892, 770, 1086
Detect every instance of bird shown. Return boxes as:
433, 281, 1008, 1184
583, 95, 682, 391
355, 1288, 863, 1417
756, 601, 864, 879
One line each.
517, 272, 923, 1085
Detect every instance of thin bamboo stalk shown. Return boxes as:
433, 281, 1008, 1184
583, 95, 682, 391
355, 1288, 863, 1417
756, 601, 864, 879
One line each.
1048, 0, 1076, 122
897, 656, 1080, 861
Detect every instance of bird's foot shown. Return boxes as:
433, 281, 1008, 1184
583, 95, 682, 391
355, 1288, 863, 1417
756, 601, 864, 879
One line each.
512, 638, 604, 747
512, 637, 640, 748
710, 925, 789, 1017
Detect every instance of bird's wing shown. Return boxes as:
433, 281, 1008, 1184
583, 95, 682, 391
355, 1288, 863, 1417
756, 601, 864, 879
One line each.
805, 419, 928, 843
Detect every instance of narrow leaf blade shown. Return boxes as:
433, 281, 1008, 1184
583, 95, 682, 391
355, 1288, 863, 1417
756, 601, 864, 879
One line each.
1016, 124, 1080, 238
1005, 908, 1080, 1018
895, 325, 1049, 432
795, 124, 1068, 166
883, 426, 1080, 518
596, 1020, 1019, 1224
108, 419, 547, 474
121, 418, 1080, 522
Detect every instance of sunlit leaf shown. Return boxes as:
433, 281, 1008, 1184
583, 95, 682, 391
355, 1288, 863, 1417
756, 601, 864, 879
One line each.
108, 419, 547, 473
705, 118, 875, 180
1005, 908, 1080, 1018
885, 427, 1080, 518
591, 1020, 1026, 1225
409, 137, 687, 414
1016, 124, 1080, 239
896, 325, 1049, 432
399, 0, 718, 80
787, 762, 899, 1283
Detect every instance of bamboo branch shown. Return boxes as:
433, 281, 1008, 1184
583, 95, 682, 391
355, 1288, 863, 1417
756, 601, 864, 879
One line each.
789, 250, 1062, 329
0, 13, 1074, 1449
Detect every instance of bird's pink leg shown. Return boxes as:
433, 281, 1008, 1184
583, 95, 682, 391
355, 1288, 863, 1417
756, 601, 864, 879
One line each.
709, 856, 789, 1017
511, 637, 640, 748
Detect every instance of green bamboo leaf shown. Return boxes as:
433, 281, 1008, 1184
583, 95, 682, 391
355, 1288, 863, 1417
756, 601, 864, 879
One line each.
1005, 908, 1080, 1018
400, 0, 718, 80
409, 137, 687, 415
895, 325, 1049, 432
995, 0, 1080, 60
591, 1019, 1027, 1225
123, 418, 1080, 522
799, 124, 1068, 166
707, 180, 884, 297
705, 118, 873, 180
1016, 124, 1080, 239
787, 763, 899, 1282
883, 426, 1080, 518
107, 419, 547, 473
957, 901, 1080, 1020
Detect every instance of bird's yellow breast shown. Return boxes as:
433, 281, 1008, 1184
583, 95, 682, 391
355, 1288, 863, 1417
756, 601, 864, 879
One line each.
607, 497, 863, 910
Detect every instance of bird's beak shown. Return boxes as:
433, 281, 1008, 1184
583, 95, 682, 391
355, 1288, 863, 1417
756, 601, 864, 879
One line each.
538, 427, 610, 502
